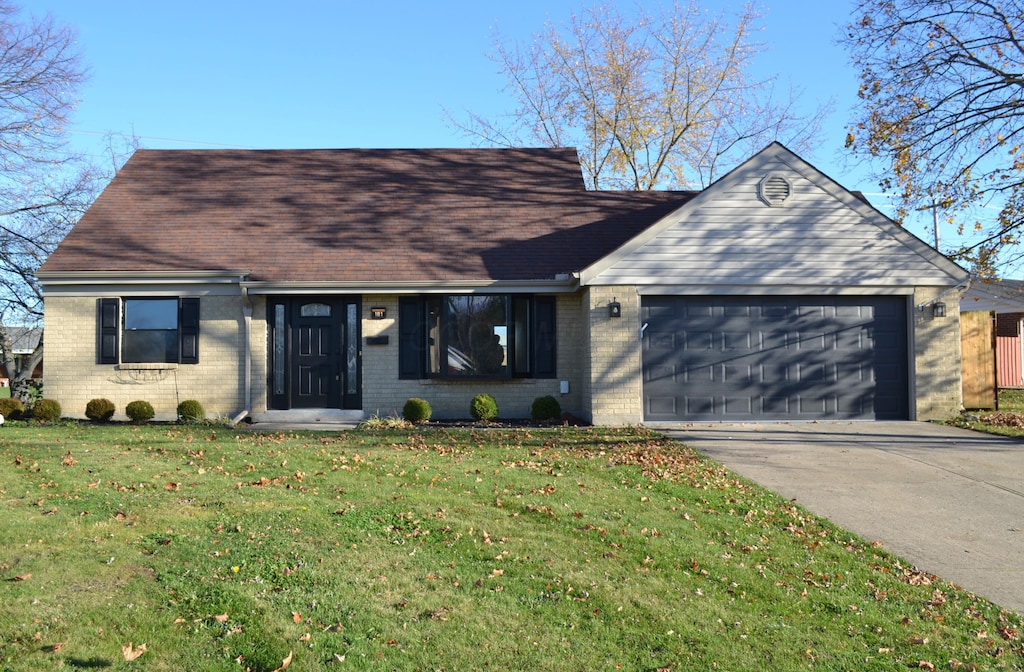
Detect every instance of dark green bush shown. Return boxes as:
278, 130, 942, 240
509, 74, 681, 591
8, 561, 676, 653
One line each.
85, 398, 115, 422
126, 400, 155, 423
32, 399, 62, 423
177, 399, 205, 423
531, 395, 562, 421
0, 397, 25, 420
470, 393, 498, 422
402, 398, 432, 424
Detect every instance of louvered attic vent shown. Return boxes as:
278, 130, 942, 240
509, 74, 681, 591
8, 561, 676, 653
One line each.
758, 173, 793, 207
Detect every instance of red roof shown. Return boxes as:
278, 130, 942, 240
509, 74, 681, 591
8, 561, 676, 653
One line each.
40, 148, 695, 282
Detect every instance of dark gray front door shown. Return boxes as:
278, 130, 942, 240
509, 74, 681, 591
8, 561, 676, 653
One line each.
292, 301, 338, 408
642, 296, 909, 421
269, 297, 361, 410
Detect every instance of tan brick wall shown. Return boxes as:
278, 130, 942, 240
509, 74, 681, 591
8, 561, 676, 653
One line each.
46, 287, 962, 424
913, 286, 964, 420
583, 286, 643, 425
359, 294, 583, 419
44, 295, 247, 420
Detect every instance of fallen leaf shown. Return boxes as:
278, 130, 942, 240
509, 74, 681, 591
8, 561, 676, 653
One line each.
164, 482, 179, 491
213, 614, 229, 623
299, 633, 311, 642
917, 662, 935, 671
122, 642, 147, 661
292, 611, 302, 623
51, 642, 66, 652
12, 573, 31, 581
271, 650, 293, 671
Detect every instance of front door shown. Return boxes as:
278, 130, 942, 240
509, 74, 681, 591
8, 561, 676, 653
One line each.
269, 297, 361, 410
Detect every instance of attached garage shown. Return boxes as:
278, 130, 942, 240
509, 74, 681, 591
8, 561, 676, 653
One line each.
641, 296, 909, 421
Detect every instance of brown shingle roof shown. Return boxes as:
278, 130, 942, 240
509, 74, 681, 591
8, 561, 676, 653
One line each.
40, 148, 695, 282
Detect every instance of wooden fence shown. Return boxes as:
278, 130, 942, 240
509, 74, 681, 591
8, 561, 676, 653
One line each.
961, 310, 997, 410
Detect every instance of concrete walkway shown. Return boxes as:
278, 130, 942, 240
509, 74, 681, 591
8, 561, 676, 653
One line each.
654, 421, 1024, 615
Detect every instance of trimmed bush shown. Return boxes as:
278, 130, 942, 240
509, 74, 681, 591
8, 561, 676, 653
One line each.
126, 400, 155, 423
85, 398, 115, 422
402, 398, 432, 424
0, 397, 25, 420
531, 395, 562, 421
470, 393, 498, 422
32, 399, 62, 423
177, 399, 205, 423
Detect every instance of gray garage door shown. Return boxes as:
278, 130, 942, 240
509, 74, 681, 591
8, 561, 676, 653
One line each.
642, 296, 909, 421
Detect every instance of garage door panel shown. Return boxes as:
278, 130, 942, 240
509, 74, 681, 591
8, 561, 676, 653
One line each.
685, 396, 714, 414
724, 397, 753, 414
642, 296, 908, 421
648, 396, 678, 415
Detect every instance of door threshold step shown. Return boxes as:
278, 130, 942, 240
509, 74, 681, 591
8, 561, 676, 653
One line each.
252, 409, 366, 425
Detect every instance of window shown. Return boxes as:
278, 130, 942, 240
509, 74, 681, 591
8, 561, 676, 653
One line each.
399, 295, 555, 379
97, 297, 200, 364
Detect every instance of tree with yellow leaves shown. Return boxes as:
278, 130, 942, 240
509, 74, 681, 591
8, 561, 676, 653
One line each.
452, 2, 826, 191
843, 0, 1024, 275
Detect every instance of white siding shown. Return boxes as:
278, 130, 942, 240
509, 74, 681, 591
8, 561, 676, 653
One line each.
583, 147, 967, 289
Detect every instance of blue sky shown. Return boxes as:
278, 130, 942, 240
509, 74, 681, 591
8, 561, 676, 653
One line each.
25, 0, 943, 245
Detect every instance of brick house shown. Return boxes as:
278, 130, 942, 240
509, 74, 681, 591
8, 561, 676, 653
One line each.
38, 143, 969, 424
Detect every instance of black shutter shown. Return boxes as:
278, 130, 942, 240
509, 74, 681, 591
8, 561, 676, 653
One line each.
533, 296, 556, 378
179, 298, 200, 364
98, 298, 120, 364
398, 297, 423, 379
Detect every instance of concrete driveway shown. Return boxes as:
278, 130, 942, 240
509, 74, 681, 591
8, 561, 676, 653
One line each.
654, 421, 1024, 615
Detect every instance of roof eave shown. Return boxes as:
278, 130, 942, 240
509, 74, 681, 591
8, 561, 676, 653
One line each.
242, 278, 581, 295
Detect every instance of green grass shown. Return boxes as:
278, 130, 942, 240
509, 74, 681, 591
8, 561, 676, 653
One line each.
0, 424, 1021, 671
1000, 388, 1024, 413
946, 389, 1024, 437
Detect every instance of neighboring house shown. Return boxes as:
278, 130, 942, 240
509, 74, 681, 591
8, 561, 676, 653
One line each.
0, 326, 43, 384
961, 279, 1024, 387
37, 143, 969, 424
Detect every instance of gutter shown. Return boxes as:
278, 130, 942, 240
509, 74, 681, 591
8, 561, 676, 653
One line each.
231, 282, 253, 427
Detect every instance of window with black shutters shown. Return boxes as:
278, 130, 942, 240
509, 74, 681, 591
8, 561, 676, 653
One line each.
398, 294, 555, 379
97, 297, 200, 364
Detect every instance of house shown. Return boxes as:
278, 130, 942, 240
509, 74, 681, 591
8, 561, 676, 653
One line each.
0, 326, 43, 386
37, 143, 969, 424
961, 278, 1024, 387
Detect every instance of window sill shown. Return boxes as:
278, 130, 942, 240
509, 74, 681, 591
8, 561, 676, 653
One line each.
116, 363, 179, 371
416, 377, 537, 384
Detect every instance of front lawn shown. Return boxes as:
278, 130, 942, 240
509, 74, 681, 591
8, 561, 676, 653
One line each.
947, 389, 1024, 437
0, 424, 1020, 671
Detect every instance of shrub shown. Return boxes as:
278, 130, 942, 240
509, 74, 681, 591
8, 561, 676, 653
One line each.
177, 399, 205, 423
32, 399, 62, 423
360, 412, 411, 429
125, 400, 155, 423
85, 398, 115, 422
402, 398, 432, 424
470, 393, 498, 422
531, 395, 562, 421
0, 397, 25, 420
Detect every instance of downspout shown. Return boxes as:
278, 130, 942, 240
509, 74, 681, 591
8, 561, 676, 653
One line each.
231, 282, 253, 426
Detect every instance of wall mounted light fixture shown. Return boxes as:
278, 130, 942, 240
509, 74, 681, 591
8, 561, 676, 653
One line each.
932, 301, 946, 318
608, 298, 622, 318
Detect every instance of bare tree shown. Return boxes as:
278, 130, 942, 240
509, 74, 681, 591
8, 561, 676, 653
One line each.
451, 2, 827, 190
843, 0, 1024, 275
0, 2, 101, 401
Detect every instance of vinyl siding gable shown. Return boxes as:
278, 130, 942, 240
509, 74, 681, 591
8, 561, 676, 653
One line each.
581, 143, 969, 288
